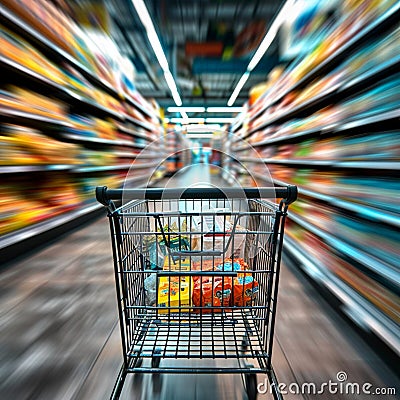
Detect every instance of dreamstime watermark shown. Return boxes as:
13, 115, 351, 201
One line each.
257, 371, 397, 396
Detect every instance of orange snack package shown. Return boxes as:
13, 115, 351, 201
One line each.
233, 276, 259, 307
192, 277, 232, 313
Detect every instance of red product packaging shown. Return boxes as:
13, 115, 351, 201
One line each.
192, 277, 232, 313
233, 276, 259, 307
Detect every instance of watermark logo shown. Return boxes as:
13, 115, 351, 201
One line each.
257, 371, 397, 396
336, 371, 348, 382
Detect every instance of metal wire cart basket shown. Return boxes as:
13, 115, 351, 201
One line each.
96, 185, 297, 400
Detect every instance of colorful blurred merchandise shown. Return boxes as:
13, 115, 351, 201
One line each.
78, 175, 122, 200
0, 124, 81, 165
286, 228, 399, 324
1, 86, 68, 121
249, 0, 399, 113
63, 65, 123, 113
78, 150, 116, 167
0, 25, 68, 86
265, 164, 398, 212
289, 196, 399, 269
2, 0, 78, 57
0, 175, 81, 236
66, 114, 118, 140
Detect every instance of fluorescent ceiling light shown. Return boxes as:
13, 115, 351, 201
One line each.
167, 107, 205, 112
226, 0, 295, 106
206, 107, 243, 113
180, 111, 189, 121
205, 117, 235, 123
132, 0, 182, 106
164, 117, 170, 123
186, 124, 221, 132
186, 133, 214, 138
164, 71, 182, 106
247, 0, 295, 71
170, 117, 205, 123
227, 72, 250, 106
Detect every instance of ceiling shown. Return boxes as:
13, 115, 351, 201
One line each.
106, 0, 285, 119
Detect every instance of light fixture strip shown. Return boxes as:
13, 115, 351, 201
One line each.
167, 106, 206, 112
180, 111, 189, 120
227, 72, 250, 106
226, 0, 295, 106
205, 117, 235, 123
132, 0, 182, 105
206, 107, 243, 112
170, 117, 205, 123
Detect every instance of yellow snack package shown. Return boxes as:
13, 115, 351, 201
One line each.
157, 276, 193, 314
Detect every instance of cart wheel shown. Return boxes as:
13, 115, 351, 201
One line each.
151, 348, 161, 368
241, 336, 249, 351
245, 373, 257, 400
134, 357, 143, 368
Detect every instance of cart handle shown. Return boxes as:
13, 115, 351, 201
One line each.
96, 186, 297, 205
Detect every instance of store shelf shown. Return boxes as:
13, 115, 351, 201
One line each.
234, 168, 400, 228
334, 161, 400, 170
272, 178, 400, 229
136, 153, 167, 159
231, 120, 243, 133
129, 161, 160, 170
114, 151, 139, 158
118, 124, 153, 141
338, 109, 400, 131
245, 55, 400, 138
0, 165, 73, 174
0, 55, 67, 95
124, 114, 154, 132
249, 2, 400, 121
237, 157, 400, 170
73, 164, 132, 173
0, 56, 123, 121
289, 213, 398, 288
0, 202, 102, 251
236, 109, 400, 151
1, 107, 72, 129
284, 236, 400, 355
339, 53, 400, 94
249, 84, 342, 136
227, 1, 400, 361
125, 96, 153, 119
68, 93, 123, 121
61, 133, 146, 149
237, 157, 331, 166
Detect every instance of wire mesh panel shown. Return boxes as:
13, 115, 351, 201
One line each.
108, 196, 284, 370
97, 186, 297, 399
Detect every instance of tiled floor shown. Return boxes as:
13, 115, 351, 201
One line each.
1, 166, 398, 399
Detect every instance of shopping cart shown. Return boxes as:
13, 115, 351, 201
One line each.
96, 185, 297, 400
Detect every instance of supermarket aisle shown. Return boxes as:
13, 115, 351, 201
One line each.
0, 166, 398, 400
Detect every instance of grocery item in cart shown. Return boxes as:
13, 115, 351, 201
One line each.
233, 276, 259, 307
192, 276, 232, 313
145, 221, 190, 269
191, 208, 247, 262
157, 276, 193, 313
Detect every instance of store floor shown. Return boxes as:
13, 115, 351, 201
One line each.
1, 165, 397, 400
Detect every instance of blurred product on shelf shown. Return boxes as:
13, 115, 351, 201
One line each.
0, 124, 80, 165
1, 86, 68, 121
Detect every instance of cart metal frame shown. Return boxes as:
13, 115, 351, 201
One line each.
96, 186, 297, 400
